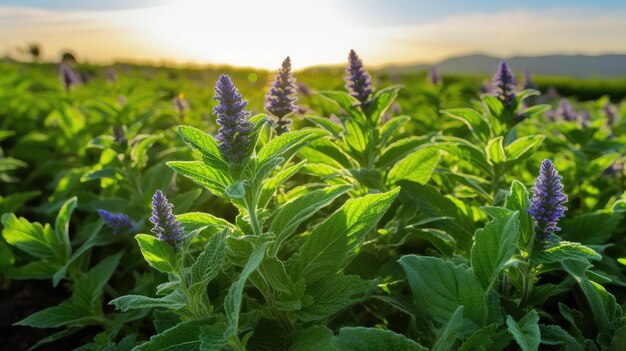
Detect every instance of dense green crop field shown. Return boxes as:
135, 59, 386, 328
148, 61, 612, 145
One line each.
1, 55, 626, 350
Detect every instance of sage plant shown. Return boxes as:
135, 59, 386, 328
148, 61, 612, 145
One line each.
266, 57, 298, 135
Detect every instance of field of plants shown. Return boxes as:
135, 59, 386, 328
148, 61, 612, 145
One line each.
1, 51, 626, 351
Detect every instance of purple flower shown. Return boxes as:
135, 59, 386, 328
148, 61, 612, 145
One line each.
428, 67, 441, 85
580, 110, 591, 128
98, 209, 133, 234
107, 67, 117, 83
522, 69, 537, 90
265, 57, 298, 135
604, 102, 618, 127
546, 87, 559, 100
150, 190, 184, 246
527, 159, 568, 246
492, 61, 516, 108
555, 99, 578, 121
345, 50, 373, 106
60, 63, 82, 91
213, 74, 253, 163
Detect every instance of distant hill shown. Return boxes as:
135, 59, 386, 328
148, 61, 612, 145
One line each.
383, 54, 626, 78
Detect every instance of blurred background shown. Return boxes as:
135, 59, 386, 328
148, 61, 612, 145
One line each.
1, 0, 626, 75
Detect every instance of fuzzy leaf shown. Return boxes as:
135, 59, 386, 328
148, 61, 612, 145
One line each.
135, 234, 177, 274
506, 310, 540, 351
291, 188, 399, 283
387, 147, 440, 185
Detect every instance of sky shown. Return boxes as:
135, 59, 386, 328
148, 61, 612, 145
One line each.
1, 0, 625, 69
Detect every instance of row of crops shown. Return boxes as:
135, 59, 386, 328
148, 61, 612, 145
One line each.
0, 51, 625, 350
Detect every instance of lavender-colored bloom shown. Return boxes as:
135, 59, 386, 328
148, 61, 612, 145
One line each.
492, 61, 516, 108
605, 160, 624, 177
213, 74, 253, 163
265, 57, 298, 135
522, 69, 537, 90
555, 98, 577, 121
579, 110, 591, 128
345, 50, 373, 105
297, 82, 311, 97
60, 63, 82, 91
150, 190, 184, 246
604, 102, 619, 127
479, 81, 491, 94
428, 67, 441, 85
98, 209, 133, 234
107, 67, 117, 83
527, 159, 568, 245
546, 87, 559, 100
329, 114, 342, 125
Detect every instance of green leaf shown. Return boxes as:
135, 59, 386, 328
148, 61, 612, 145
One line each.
343, 119, 368, 154
434, 136, 491, 173
131, 134, 162, 168
471, 210, 520, 289
257, 130, 319, 164
533, 241, 601, 265
432, 306, 467, 351
560, 209, 623, 244
289, 326, 336, 351
135, 234, 177, 274
2, 213, 61, 260
110, 291, 186, 312
317, 90, 366, 121
14, 300, 92, 328
387, 147, 440, 185
167, 161, 229, 197
377, 135, 430, 168
398, 255, 487, 327
259, 160, 306, 208
0, 190, 40, 214
177, 125, 228, 169
53, 232, 116, 287
291, 188, 399, 283
504, 180, 533, 245
442, 108, 491, 144
539, 324, 584, 351
380, 115, 410, 142
177, 212, 233, 232
334, 327, 428, 351
305, 115, 343, 136
223, 240, 271, 340
135, 320, 206, 351
505, 135, 544, 162
269, 185, 352, 253
191, 229, 227, 286
486, 137, 505, 165
72, 253, 122, 309
506, 310, 540, 351
54, 197, 76, 261
296, 274, 376, 322
366, 85, 403, 125
458, 324, 510, 351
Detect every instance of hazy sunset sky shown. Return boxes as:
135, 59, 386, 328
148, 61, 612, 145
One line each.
1, 0, 625, 69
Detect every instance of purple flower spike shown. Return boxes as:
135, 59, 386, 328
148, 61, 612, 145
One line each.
556, 98, 578, 121
428, 67, 441, 85
604, 102, 618, 127
345, 50, 373, 106
60, 63, 82, 91
265, 57, 298, 135
98, 209, 133, 235
150, 190, 184, 246
527, 159, 568, 246
492, 61, 516, 108
213, 74, 253, 163
580, 110, 591, 129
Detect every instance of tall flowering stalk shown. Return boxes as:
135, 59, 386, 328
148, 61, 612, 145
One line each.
265, 57, 298, 135
522, 69, 537, 90
604, 102, 618, 127
428, 67, 441, 86
60, 63, 82, 91
150, 190, 184, 247
555, 98, 578, 121
527, 159, 568, 246
345, 50, 373, 106
492, 61, 516, 108
214, 74, 253, 163
97, 209, 133, 234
